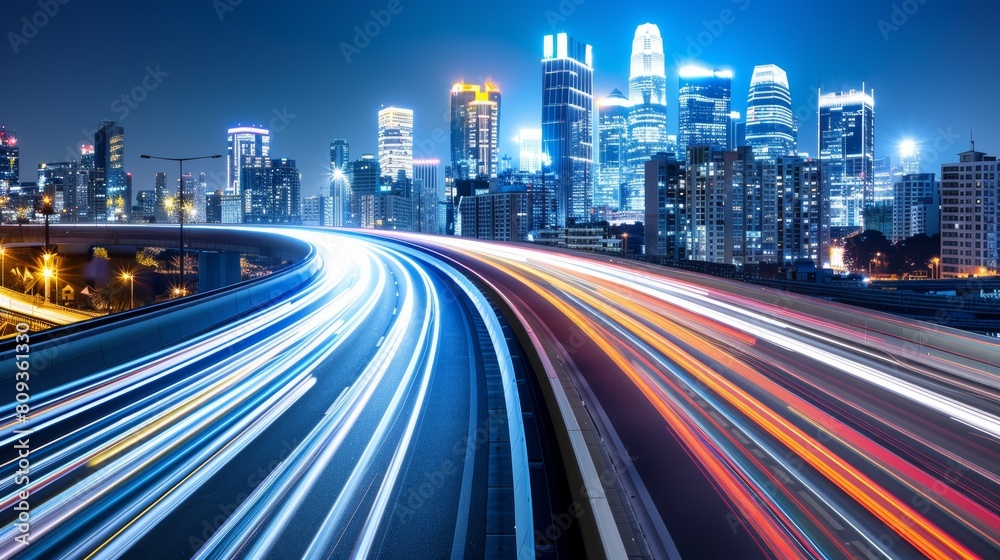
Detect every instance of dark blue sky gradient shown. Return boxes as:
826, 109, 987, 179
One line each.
2, 0, 997, 199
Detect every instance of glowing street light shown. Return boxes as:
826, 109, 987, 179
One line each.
141, 153, 222, 296
122, 272, 134, 310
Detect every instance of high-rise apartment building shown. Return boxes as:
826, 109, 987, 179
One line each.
819, 88, 875, 229
678, 67, 732, 157
542, 32, 594, 226
940, 149, 998, 278
597, 89, 630, 211
227, 125, 270, 195
775, 155, 828, 266
378, 106, 413, 181
644, 152, 686, 260
745, 65, 796, 162
349, 155, 380, 227
893, 173, 938, 243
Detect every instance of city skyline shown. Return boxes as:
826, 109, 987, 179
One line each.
3, 1, 998, 199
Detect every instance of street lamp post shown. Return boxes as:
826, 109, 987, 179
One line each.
141, 154, 221, 296
622, 232, 629, 256
41, 195, 54, 253
122, 272, 134, 310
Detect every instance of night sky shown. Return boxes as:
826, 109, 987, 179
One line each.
2, 0, 998, 201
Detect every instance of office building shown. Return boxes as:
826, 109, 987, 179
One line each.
678, 67, 732, 156
819, 88, 875, 228
459, 190, 532, 242
94, 121, 126, 221
206, 190, 223, 223
597, 89, 630, 211
644, 152, 686, 260
154, 172, 171, 223
0, 127, 18, 198
413, 159, 439, 234
517, 128, 543, 173
378, 106, 413, 181
626, 24, 668, 214
330, 139, 350, 227
349, 155, 380, 227
893, 173, 938, 243
136, 190, 156, 222
542, 32, 594, 226
302, 195, 333, 226
745, 64, 796, 161
450, 83, 501, 181
940, 149, 998, 278
227, 125, 270, 194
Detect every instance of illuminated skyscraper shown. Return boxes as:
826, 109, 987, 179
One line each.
227, 125, 270, 195
819, 88, 875, 228
678, 66, 732, 156
349, 155, 380, 227
517, 128, 542, 173
450, 83, 501, 180
378, 106, 413, 181
597, 89, 630, 210
626, 23, 668, 213
542, 32, 594, 226
412, 159, 440, 233
0, 127, 18, 196
330, 139, 350, 226
899, 140, 921, 175
154, 172, 170, 223
94, 121, 126, 221
745, 64, 796, 162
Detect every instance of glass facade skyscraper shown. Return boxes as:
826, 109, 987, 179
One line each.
745, 64, 796, 162
625, 23, 668, 214
517, 128, 542, 173
542, 32, 594, 227
597, 89, 630, 211
678, 66, 732, 156
0, 127, 18, 196
330, 139, 350, 227
450, 83, 501, 180
94, 121, 126, 221
377, 106, 413, 181
227, 125, 270, 195
819, 88, 875, 228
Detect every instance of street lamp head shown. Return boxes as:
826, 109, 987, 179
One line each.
140, 154, 151, 159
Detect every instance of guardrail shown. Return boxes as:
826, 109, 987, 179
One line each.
0, 227, 316, 392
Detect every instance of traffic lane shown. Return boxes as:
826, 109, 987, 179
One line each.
440, 249, 769, 560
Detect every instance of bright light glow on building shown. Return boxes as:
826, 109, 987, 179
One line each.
899, 139, 917, 158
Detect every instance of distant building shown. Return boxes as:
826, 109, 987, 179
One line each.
940, 149, 997, 278
136, 190, 156, 221
450, 83, 501, 180
892, 173, 939, 242
206, 190, 223, 223
221, 193, 241, 223
745, 64, 796, 161
678, 67, 732, 156
0, 127, 19, 204
302, 195, 333, 226
459, 190, 531, 242
154, 172, 171, 223
626, 23, 668, 214
270, 158, 301, 224
412, 159, 439, 234
819, 88, 875, 229
38, 161, 83, 220
227, 125, 270, 195
378, 106, 413, 181
330, 139, 350, 227
775, 155, 827, 267
644, 152, 686, 260
349, 155, 380, 227
543, 32, 594, 226
94, 121, 126, 221
517, 128, 542, 173
597, 89, 630, 211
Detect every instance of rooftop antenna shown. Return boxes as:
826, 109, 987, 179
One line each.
970, 128, 975, 152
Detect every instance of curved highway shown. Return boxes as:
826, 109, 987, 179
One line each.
376, 232, 1000, 560
0, 228, 527, 559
